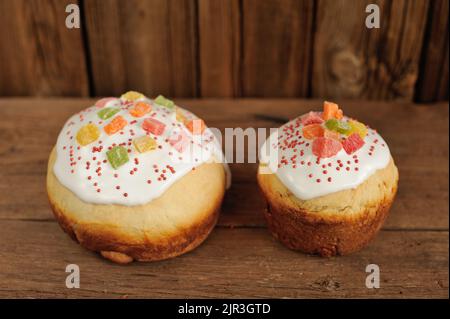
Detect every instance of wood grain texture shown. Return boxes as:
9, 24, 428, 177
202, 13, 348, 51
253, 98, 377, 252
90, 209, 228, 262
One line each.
0, 0, 89, 96
83, 0, 198, 97
198, 0, 241, 97
415, 0, 449, 102
241, 0, 314, 97
0, 220, 448, 298
312, 0, 429, 101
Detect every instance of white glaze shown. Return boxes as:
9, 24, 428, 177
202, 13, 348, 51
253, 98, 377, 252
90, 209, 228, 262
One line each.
53, 96, 230, 206
259, 114, 391, 200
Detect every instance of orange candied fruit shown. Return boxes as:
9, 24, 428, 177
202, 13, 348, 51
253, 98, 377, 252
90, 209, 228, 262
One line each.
104, 115, 128, 135
322, 101, 341, 120
186, 119, 206, 135
302, 124, 324, 139
324, 129, 341, 140
129, 101, 152, 118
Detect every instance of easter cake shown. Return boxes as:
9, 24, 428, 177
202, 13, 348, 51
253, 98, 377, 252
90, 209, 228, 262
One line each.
258, 101, 398, 256
47, 91, 229, 263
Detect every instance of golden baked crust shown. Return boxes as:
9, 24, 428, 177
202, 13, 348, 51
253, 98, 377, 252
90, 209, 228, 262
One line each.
47, 148, 226, 263
257, 158, 399, 256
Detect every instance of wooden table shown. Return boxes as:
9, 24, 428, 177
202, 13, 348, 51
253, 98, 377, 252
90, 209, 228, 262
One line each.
0, 98, 448, 298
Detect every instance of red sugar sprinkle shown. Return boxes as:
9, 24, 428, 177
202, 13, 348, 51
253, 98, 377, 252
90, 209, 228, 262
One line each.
94, 182, 98, 186
327, 177, 332, 182
87, 176, 92, 180
96, 189, 101, 193
123, 193, 128, 197
323, 170, 327, 174
316, 179, 321, 183
346, 167, 350, 171
147, 180, 152, 184
116, 186, 120, 190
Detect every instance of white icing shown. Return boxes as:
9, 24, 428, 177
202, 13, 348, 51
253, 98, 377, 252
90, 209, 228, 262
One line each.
53, 96, 230, 206
259, 114, 391, 200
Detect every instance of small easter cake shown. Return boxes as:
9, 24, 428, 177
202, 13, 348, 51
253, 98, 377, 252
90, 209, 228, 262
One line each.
47, 91, 230, 263
258, 101, 398, 256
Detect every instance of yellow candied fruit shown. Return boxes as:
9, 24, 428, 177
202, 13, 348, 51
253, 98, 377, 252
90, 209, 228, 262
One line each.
121, 91, 145, 102
76, 124, 100, 146
176, 108, 188, 124
133, 136, 157, 153
348, 120, 368, 139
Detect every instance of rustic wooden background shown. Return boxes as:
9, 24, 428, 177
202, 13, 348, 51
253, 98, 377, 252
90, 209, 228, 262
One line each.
0, 0, 448, 102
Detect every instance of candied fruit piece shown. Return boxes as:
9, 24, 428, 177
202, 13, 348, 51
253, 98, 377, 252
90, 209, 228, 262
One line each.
106, 146, 129, 169
186, 119, 206, 135
176, 108, 188, 123
97, 107, 120, 120
302, 124, 324, 139
325, 119, 351, 135
342, 133, 365, 155
121, 91, 145, 102
335, 109, 344, 120
154, 95, 175, 109
348, 120, 368, 138
104, 115, 127, 135
76, 124, 100, 146
168, 131, 190, 153
324, 129, 341, 140
142, 118, 166, 135
95, 97, 119, 108
312, 137, 342, 158
322, 101, 340, 120
300, 111, 324, 126
133, 135, 157, 153
129, 101, 152, 118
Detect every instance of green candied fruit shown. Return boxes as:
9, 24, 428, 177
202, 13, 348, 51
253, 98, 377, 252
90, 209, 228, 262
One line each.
106, 146, 129, 169
154, 95, 175, 110
97, 107, 120, 120
325, 119, 351, 135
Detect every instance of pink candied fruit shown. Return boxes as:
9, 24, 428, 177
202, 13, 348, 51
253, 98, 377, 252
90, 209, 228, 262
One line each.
95, 97, 118, 108
168, 131, 190, 153
300, 111, 324, 126
342, 133, 365, 155
142, 118, 166, 135
312, 137, 342, 158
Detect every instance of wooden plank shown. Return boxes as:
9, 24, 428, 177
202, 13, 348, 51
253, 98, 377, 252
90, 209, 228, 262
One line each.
0, 220, 447, 298
0, 0, 89, 97
415, 0, 449, 102
0, 99, 447, 230
241, 0, 314, 97
83, 0, 198, 98
312, 0, 429, 101
198, 0, 241, 97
